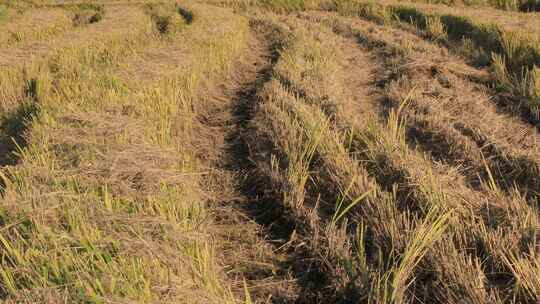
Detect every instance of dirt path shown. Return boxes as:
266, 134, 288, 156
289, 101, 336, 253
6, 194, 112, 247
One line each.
196, 18, 348, 302
339, 34, 383, 126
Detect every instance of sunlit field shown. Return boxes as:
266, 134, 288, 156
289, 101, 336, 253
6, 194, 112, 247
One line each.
0, 0, 539, 303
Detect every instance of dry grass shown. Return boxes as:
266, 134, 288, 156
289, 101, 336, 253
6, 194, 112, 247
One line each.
0, 2, 253, 303
397, 0, 540, 12
329, 0, 540, 120
301, 11, 540, 303
0, 8, 72, 45
244, 13, 465, 303
2, 0, 540, 303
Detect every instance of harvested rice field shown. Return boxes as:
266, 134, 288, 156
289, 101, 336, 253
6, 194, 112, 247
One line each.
0, 0, 539, 303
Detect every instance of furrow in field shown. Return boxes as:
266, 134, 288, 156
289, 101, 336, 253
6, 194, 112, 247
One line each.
189, 16, 307, 302
0, 3, 256, 302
